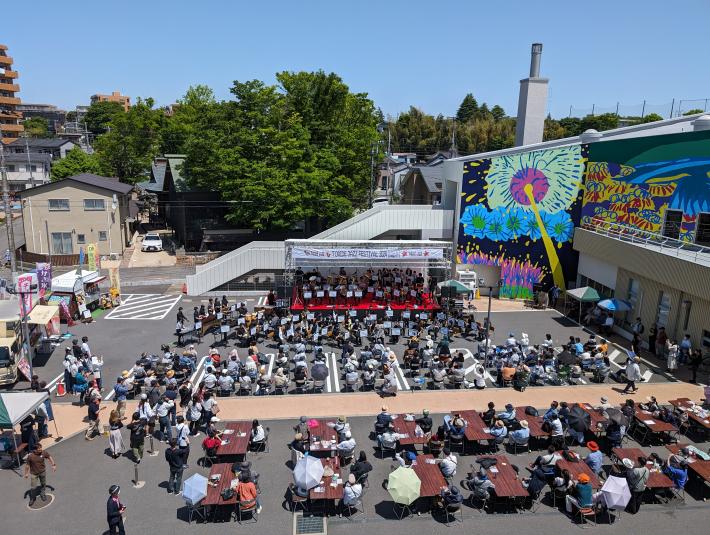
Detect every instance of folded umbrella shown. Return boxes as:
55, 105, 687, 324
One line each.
387, 466, 421, 505
567, 406, 591, 433
557, 350, 577, 365
293, 455, 325, 490
601, 475, 631, 510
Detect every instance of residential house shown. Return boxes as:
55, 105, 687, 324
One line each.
399, 165, 443, 205
6, 137, 75, 160
18, 173, 135, 258
2, 152, 51, 191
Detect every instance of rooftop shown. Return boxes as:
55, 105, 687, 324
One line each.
18, 173, 133, 197
7, 137, 73, 149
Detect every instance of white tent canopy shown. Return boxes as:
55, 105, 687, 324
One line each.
0, 391, 49, 428
51, 269, 102, 294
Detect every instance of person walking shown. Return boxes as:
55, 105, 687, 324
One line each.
127, 413, 147, 464
155, 395, 174, 442
113, 377, 129, 419
108, 410, 125, 459
85, 396, 105, 440
24, 443, 56, 506
689, 349, 703, 384
623, 356, 642, 394
165, 439, 184, 495
175, 415, 191, 468
107, 485, 127, 535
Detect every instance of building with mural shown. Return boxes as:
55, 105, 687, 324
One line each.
443, 114, 710, 349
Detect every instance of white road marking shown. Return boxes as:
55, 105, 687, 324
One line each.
46, 372, 64, 393
330, 353, 341, 393
104, 366, 135, 400
324, 352, 332, 392
106, 294, 182, 320
641, 370, 653, 382
266, 353, 275, 377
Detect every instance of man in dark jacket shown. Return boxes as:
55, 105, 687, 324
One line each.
127, 413, 146, 463
165, 439, 184, 494
415, 409, 433, 433
107, 484, 126, 535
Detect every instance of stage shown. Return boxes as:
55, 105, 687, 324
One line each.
290, 289, 441, 312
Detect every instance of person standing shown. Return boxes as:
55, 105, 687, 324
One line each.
81, 336, 92, 358
548, 284, 560, 308
623, 457, 649, 514
86, 396, 105, 440
108, 410, 125, 459
689, 349, 703, 384
24, 443, 56, 506
107, 485, 126, 535
623, 357, 642, 394
175, 415, 191, 468
154, 395, 174, 442
91, 354, 104, 391
165, 439, 184, 495
113, 377, 129, 419
127, 413, 147, 464
35, 386, 50, 439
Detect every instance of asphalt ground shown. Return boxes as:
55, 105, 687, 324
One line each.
0, 412, 707, 535
11, 290, 682, 400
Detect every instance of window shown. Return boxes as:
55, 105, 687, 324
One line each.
76, 233, 85, 244
6, 164, 15, 172
663, 209, 682, 240
98, 231, 107, 241
83, 199, 105, 211
48, 199, 70, 211
656, 291, 671, 328
625, 278, 641, 324
578, 275, 615, 299
25, 165, 37, 172
51, 232, 72, 254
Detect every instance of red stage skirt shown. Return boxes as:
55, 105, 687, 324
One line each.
290, 289, 441, 312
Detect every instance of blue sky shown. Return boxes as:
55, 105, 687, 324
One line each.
3, 0, 710, 119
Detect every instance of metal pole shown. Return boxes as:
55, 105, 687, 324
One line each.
483, 286, 493, 350
669, 98, 675, 118
369, 144, 375, 208
21, 293, 33, 379
23, 133, 34, 188
0, 130, 17, 278
641, 100, 646, 118
45, 220, 52, 264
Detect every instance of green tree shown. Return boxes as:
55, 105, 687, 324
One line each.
160, 85, 216, 154
558, 117, 583, 137
456, 93, 478, 122
640, 113, 664, 123
580, 113, 619, 132
94, 97, 165, 183
23, 117, 50, 138
543, 117, 567, 141
84, 100, 124, 134
50, 147, 103, 180
490, 105, 506, 121
683, 109, 704, 116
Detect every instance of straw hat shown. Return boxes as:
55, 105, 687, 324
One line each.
323, 466, 335, 477
495, 420, 505, 428
166, 370, 175, 378
121, 370, 130, 378
519, 420, 529, 428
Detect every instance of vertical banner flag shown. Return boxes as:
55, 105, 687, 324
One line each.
36, 262, 52, 297
87, 243, 96, 271
16, 272, 34, 317
79, 247, 85, 267
93, 243, 101, 270
109, 267, 121, 296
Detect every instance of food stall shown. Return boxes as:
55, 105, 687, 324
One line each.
27, 304, 61, 357
0, 298, 22, 386
48, 269, 107, 320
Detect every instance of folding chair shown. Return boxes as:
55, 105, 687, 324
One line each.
509, 438, 530, 455
393, 501, 413, 519
288, 483, 309, 513
341, 488, 366, 520
443, 503, 463, 525
574, 505, 598, 527
185, 499, 206, 523
447, 433, 465, 454
237, 498, 258, 524
251, 427, 269, 454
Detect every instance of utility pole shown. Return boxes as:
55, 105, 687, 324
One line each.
0, 129, 18, 278
23, 132, 34, 189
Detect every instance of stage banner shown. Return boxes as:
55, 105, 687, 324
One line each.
291, 246, 444, 260
17, 272, 34, 317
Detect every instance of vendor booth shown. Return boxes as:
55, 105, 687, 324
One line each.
27, 305, 61, 356
0, 391, 52, 468
48, 270, 106, 320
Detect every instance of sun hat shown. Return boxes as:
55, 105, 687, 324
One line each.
495, 420, 505, 428
382, 405, 388, 411
344, 431, 352, 439
338, 416, 347, 423
577, 473, 590, 483
140, 393, 147, 400
121, 370, 130, 378
348, 473, 357, 484
211, 416, 219, 423
520, 420, 529, 428
622, 458, 634, 469
294, 432, 303, 441
587, 441, 599, 452
600, 396, 608, 403
166, 370, 175, 378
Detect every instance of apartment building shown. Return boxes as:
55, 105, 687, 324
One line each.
0, 44, 23, 141
90, 91, 130, 112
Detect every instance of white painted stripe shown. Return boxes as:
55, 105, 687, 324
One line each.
104, 366, 135, 400
111, 294, 163, 307
578, 378, 587, 384
106, 296, 182, 320
190, 356, 209, 383
330, 353, 340, 393
46, 372, 64, 392
106, 295, 177, 314
324, 353, 332, 392
607, 349, 623, 369
108, 301, 178, 317
641, 370, 653, 382
266, 353, 275, 378
394, 361, 410, 390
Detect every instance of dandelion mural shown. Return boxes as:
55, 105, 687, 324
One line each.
460, 204, 489, 238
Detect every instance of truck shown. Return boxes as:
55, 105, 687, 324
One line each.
0, 298, 23, 386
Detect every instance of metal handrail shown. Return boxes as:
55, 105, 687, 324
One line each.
583, 217, 710, 266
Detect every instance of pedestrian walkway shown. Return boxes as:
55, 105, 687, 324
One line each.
105, 293, 182, 320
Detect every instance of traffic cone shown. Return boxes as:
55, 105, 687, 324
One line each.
56, 381, 66, 397
181, 283, 187, 294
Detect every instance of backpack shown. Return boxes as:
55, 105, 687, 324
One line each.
525, 406, 539, 417
541, 420, 552, 433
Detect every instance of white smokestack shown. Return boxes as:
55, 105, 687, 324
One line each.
515, 43, 549, 147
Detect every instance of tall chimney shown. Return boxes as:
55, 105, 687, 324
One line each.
515, 43, 549, 146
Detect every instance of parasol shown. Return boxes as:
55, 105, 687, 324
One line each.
387, 466, 421, 505
293, 455, 325, 490
557, 350, 577, 365
182, 473, 208, 506
311, 363, 329, 381
601, 475, 631, 510
567, 405, 591, 433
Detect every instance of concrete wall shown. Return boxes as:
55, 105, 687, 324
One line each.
21, 182, 128, 256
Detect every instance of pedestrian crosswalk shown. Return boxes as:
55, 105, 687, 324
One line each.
105, 293, 182, 321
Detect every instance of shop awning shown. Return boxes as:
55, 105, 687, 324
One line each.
85, 275, 107, 285
28, 304, 59, 325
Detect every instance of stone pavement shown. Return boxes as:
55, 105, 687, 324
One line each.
40, 381, 704, 451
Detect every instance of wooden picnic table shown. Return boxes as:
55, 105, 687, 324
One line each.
669, 398, 710, 431
611, 447, 675, 489
215, 421, 252, 458
556, 453, 602, 489
203, 462, 238, 507
307, 419, 339, 457
412, 454, 448, 497
309, 456, 344, 501
514, 407, 547, 438
575, 403, 608, 433
391, 414, 428, 447
666, 444, 710, 484
457, 410, 494, 442
633, 408, 676, 433
476, 454, 528, 498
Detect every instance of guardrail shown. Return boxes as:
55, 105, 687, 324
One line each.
582, 217, 710, 266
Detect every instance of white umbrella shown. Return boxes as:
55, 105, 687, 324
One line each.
293, 455, 324, 490
601, 475, 631, 510
182, 473, 208, 505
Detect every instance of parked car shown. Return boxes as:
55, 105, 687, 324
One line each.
141, 233, 163, 252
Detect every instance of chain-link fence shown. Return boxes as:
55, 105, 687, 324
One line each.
560, 98, 709, 120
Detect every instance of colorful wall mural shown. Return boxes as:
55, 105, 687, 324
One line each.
582, 129, 710, 243
457, 145, 587, 298
457, 129, 710, 299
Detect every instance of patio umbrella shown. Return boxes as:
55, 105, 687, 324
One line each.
182, 473, 208, 506
437, 279, 471, 294
600, 475, 631, 510
557, 350, 577, 365
293, 455, 324, 490
311, 363, 329, 381
597, 298, 632, 313
387, 466, 421, 505
567, 406, 591, 433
